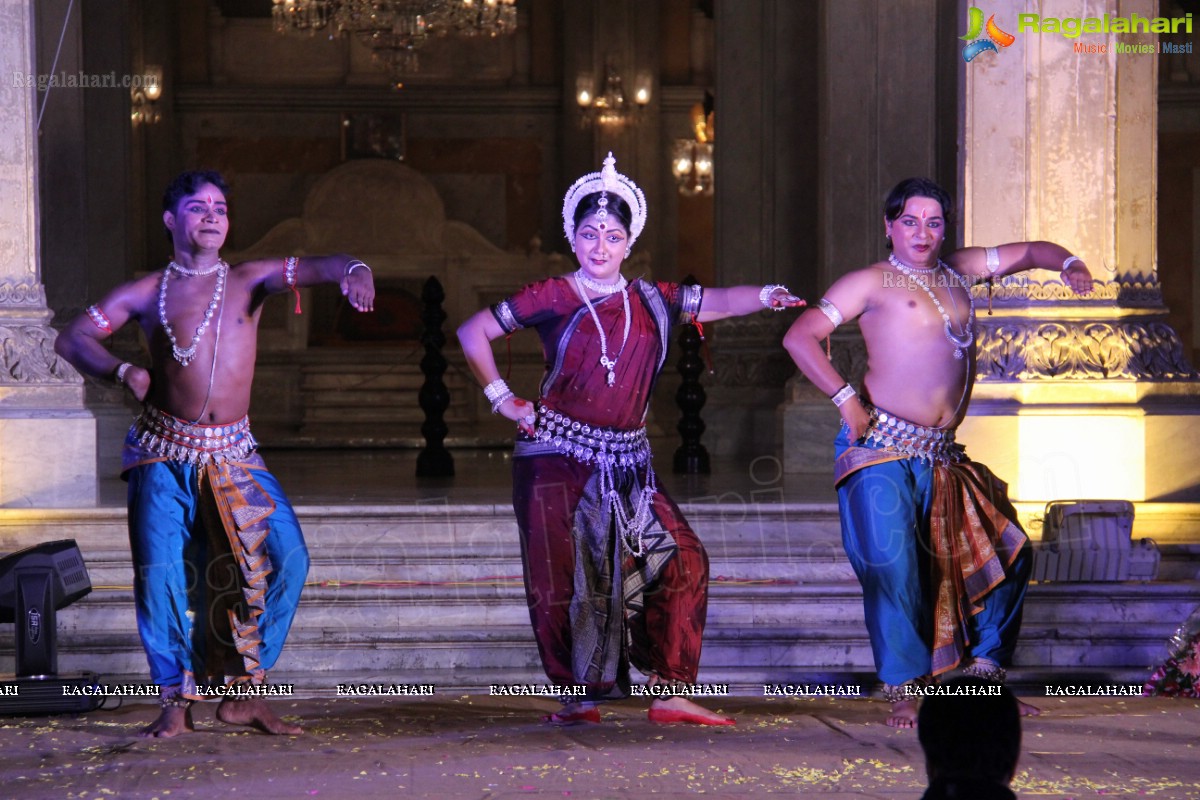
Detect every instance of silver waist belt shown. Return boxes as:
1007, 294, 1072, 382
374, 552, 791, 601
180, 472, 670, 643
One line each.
519, 404, 652, 468
863, 405, 965, 465
132, 405, 258, 465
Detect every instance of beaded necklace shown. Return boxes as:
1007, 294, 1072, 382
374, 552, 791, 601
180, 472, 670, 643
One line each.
574, 273, 631, 386
888, 254, 974, 359
159, 260, 228, 366
574, 269, 628, 296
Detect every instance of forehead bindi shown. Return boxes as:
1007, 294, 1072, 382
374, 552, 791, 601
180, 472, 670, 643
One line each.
579, 217, 626, 235
184, 187, 227, 209
900, 197, 944, 222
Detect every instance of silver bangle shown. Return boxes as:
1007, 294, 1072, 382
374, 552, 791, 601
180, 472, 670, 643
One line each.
115, 362, 133, 385
1061, 255, 1081, 272
490, 390, 515, 414
831, 384, 857, 408
346, 259, 371, 277
759, 284, 788, 310
483, 378, 510, 403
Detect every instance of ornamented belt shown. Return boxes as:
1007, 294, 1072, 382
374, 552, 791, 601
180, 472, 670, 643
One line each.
530, 404, 652, 469
863, 404, 965, 465
133, 405, 258, 465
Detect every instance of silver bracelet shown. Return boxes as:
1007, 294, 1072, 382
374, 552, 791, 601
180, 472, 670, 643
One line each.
484, 378, 515, 413
115, 362, 133, 385
1061, 255, 1081, 272
759, 284, 788, 310
831, 384, 857, 408
346, 259, 371, 277
483, 378, 510, 403
490, 390, 515, 414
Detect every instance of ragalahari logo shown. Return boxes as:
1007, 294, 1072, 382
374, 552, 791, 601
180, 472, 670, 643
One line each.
961, 7, 1016, 62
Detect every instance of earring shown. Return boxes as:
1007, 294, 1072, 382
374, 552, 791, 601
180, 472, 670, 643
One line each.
885, 234, 893, 250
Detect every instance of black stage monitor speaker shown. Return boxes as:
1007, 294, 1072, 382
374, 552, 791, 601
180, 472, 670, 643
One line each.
0, 540, 103, 715
0, 539, 92, 678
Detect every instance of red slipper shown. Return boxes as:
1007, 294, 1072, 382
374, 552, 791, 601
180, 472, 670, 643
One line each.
542, 708, 601, 725
647, 708, 735, 726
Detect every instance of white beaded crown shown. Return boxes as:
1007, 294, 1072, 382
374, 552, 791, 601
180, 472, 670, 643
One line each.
561, 151, 647, 251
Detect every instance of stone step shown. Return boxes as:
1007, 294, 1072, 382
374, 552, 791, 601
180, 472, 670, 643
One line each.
2, 503, 1196, 689
12, 502, 1198, 555
49, 579, 1200, 627
15, 613, 1180, 688
10, 579, 1192, 679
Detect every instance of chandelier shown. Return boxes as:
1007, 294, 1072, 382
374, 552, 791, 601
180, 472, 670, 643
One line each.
576, 59, 651, 127
272, 0, 518, 82
271, 0, 336, 34
671, 99, 714, 196
435, 0, 517, 37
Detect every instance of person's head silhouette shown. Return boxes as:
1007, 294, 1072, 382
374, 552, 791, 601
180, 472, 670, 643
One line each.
918, 677, 1021, 799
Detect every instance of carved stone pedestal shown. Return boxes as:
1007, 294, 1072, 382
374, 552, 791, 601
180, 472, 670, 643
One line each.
962, 279, 1200, 503
0, 317, 97, 507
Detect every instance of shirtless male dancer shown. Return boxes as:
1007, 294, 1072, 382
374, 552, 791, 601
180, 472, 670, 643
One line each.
55, 170, 375, 736
783, 177, 1094, 727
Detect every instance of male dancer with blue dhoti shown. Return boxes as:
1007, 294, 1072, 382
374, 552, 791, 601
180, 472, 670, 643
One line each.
783, 177, 1095, 727
55, 170, 375, 736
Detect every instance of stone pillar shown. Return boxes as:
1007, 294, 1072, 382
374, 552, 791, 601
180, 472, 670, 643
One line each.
960, 0, 1200, 501
710, 0, 820, 460
0, 0, 96, 507
780, 0, 958, 472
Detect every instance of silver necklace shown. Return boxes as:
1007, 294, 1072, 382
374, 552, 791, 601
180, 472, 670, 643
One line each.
888, 254, 974, 359
168, 259, 222, 277
158, 259, 228, 366
575, 273, 632, 386
574, 269, 628, 295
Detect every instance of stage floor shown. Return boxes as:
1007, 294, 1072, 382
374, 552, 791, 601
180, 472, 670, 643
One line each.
0, 695, 1197, 798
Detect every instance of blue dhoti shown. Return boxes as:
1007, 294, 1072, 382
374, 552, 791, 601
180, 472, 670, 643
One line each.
123, 406, 309, 698
834, 411, 1030, 686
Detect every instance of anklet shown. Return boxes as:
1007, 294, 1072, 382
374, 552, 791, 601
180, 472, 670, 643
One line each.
160, 687, 193, 708
962, 659, 1007, 683
880, 675, 933, 704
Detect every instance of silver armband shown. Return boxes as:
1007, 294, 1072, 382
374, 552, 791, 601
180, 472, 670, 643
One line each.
817, 298, 844, 328
985, 247, 1000, 274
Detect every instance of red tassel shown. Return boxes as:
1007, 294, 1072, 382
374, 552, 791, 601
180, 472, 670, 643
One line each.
504, 333, 513, 380
291, 286, 302, 314
693, 318, 715, 375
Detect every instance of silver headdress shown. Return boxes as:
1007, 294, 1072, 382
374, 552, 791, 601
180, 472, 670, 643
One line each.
561, 151, 647, 251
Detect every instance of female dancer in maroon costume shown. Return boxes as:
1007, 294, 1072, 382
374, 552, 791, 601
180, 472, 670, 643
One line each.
459, 153, 803, 725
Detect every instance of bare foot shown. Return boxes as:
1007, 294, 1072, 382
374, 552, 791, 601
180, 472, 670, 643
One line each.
138, 704, 195, 738
543, 701, 601, 725
215, 698, 303, 735
1018, 698, 1041, 717
885, 697, 919, 728
648, 696, 735, 726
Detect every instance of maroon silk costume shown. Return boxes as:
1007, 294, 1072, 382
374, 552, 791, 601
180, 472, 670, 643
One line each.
493, 276, 706, 701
